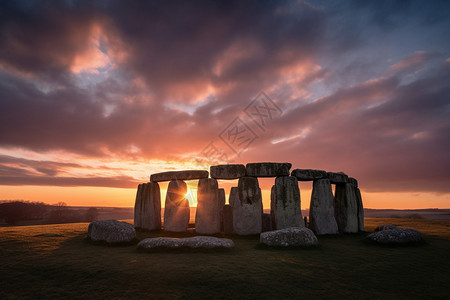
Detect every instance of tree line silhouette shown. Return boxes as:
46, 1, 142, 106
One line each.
0, 200, 98, 225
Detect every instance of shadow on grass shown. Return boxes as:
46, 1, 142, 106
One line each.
83, 237, 140, 247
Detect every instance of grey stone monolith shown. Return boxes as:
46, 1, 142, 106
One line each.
229, 187, 238, 207
134, 183, 144, 228
137, 182, 161, 231
334, 183, 358, 233
232, 177, 263, 235
309, 179, 338, 235
164, 180, 189, 232
355, 187, 364, 232
223, 204, 233, 234
195, 178, 220, 234
218, 188, 225, 231
271, 176, 304, 229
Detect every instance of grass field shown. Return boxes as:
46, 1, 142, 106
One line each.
1, 218, 449, 299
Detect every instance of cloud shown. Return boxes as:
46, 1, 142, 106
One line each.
0, 0, 449, 197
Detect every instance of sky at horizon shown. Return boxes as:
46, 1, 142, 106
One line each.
1, 0, 449, 209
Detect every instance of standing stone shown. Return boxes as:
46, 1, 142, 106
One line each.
262, 213, 273, 232
271, 176, 304, 230
245, 162, 291, 177
348, 177, 358, 187
164, 180, 189, 232
355, 187, 364, 232
195, 178, 220, 234
309, 179, 338, 235
229, 187, 238, 207
210, 164, 246, 179
218, 188, 226, 231
334, 183, 358, 233
233, 177, 263, 235
140, 182, 162, 231
223, 204, 233, 234
270, 185, 276, 230
134, 184, 144, 228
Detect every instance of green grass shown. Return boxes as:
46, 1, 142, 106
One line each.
1, 218, 449, 299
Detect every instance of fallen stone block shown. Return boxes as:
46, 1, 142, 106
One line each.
260, 227, 319, 247
366, 228, 423, 245
138, 236, 235, 250
88, 220, 136, 244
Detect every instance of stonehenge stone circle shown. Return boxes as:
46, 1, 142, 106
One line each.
334, 183, 358, 233
164, 180, 190, 232
233, 176, 263, 235
246, 162, 291, 177
271, 176, 304, 230
210, 164, 246, 179
134, 182, 161, 231
195, 178, 221, 234
291, 169, 327, 181
309, 178, 338, 235
134, 163, 364, 236
150, 170, 208, 182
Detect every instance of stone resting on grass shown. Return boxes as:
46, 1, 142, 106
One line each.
367, 226, 423, 245
138, 236, 235, 249
88, 219, 136, 244
260, 227, 319, 247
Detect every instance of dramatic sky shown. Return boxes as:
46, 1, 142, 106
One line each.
1, 0, 449, 209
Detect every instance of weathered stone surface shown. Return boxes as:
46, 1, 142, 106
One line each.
262, 213, 273, 232
138, 236, 235, 249
309, 179, 338, 235
348, 177, 358, 187
334, 183, 358, 233
233, 177, 263, 235
88, 220, 136, 243
374, 224, 397, 231
245, 162, 291, 177
291, 169, 327, 181
270, 185, 276, 229
355, 187, 364, 232
271, 176, 304, 230
195, 178, 220, 234
367, 228, 423, 245
134, 182, 161, 230
150, 170, 208, 182
229, 187, 238, 207
164, 180, 189, 232
134, 184, 144, 228
223, 204, 233, 234
218, 188, 225, 231
327, 172, 349, 184
260, 227, 319, 247
210, 164, 246, 179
